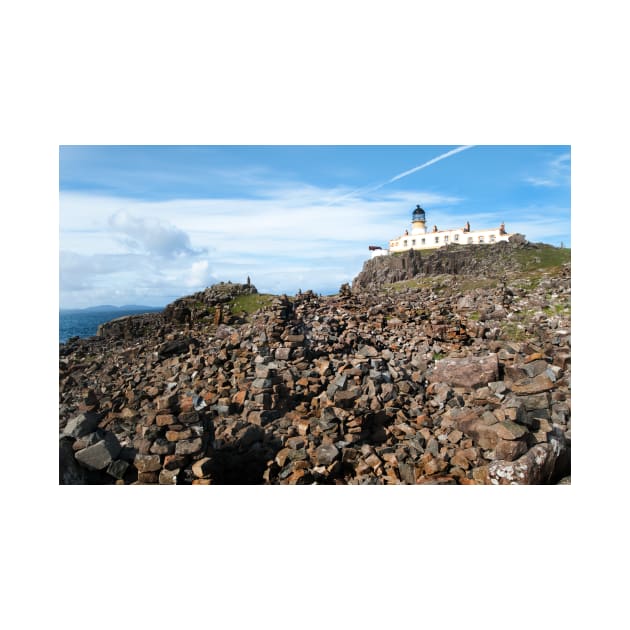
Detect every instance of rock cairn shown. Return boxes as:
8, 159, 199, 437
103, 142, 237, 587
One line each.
60, 263, 571, 485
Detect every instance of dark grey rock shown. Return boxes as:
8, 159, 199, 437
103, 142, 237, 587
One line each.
75, 433, 121, 471
106, 459, 130, 479
62, 412, 100, 438
315, 444, 339, 466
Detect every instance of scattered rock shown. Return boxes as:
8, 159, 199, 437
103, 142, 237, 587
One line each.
60, 257, 570, 485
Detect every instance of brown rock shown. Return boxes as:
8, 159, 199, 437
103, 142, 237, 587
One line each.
232, 390, 247, 406
471, 466, 490, 484
159, 468, 180, 484
509, 374, 555, 394
416, 474, 456, 485
156, 413, 175, 427
494, 439, 528, 461
494, 421, 528, 440
137, 471, 159, 484
179, 395, 195, 413
429, 354, 499, 388
334, 388, 360, 408
166, 428, 193, 442
423, 457, 440, 476
275, 447, 291, 468
157, 393, 178, 412
297, 419, 311, 436
175, 438, 203, 455
150, 439, 175, 455
450, 451, 470, 469
452, 410, 500, 450
134, 454, 162, 472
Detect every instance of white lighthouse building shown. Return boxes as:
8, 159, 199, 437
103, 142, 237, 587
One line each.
370, 205, 513, 257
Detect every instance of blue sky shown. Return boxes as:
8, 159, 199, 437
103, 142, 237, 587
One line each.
59, 145, 570, 308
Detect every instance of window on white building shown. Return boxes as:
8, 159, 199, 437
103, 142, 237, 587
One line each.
412, 239, 416, 246
490, 234, 496, 242
479, 236, 484, 243
444, 235, 449, 243
467, 237, 473, 244
403, 240, 407, 247
421, 238, 425, 245
454, 234, 459, 241
435, 237, 439, 243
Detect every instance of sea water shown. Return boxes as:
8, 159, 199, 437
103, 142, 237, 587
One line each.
59, 308, 162, 343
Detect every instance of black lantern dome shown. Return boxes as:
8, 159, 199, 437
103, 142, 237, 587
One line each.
412, 204, 426, 222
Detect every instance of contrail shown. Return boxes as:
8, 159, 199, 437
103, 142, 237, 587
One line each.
326, 145, 475, 204
387, 145, 474, 184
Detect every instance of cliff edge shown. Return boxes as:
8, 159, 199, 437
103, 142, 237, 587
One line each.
352, 235, 546, 291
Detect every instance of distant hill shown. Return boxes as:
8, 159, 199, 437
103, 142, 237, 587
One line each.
61, 305, 163, 313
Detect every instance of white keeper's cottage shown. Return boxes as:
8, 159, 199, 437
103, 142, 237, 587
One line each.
370, 205, 513, 258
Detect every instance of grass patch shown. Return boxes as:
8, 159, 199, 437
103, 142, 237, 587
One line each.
500, 322, 528, 342
228, 293, 275, 316
513, 245, 571, 271
509, 271, 546, 292
455, 277, 500, 292
543, 302, 571, 317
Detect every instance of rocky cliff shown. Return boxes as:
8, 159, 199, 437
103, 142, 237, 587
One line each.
94, 281, 258, 340
352, 235, 536, 290
60, 254, 571, 485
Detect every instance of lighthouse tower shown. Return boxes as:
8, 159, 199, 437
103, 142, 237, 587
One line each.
411, 204, 427, 235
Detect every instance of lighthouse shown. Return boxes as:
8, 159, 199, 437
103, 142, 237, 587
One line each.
384, 204, 514, 254
411, 204, 427, 235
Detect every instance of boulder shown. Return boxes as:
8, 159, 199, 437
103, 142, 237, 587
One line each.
75, 432, 121, 471
429, 354, 499, 388
62, 412, 100, 438
487, 443, 560, 484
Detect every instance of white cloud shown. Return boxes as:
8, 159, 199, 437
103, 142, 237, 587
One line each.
185, 260, 213, 288
107, 211, 200, 258
525, 152, 571, 187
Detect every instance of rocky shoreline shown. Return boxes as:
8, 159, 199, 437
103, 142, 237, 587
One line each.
59, 244, 571, 484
